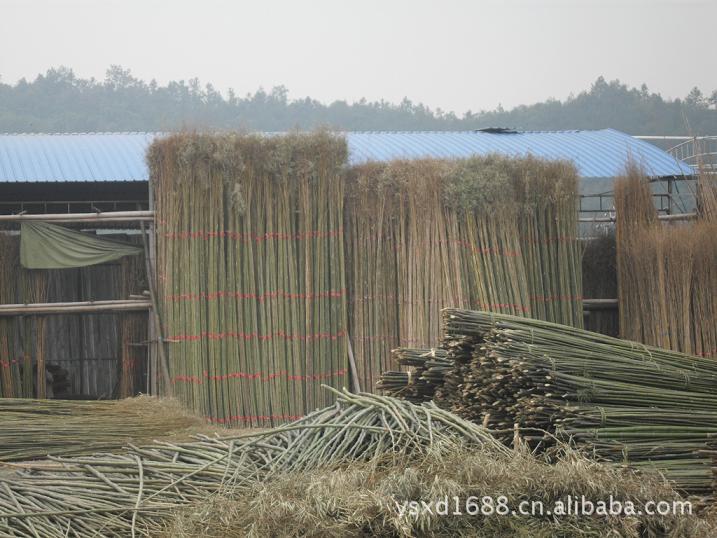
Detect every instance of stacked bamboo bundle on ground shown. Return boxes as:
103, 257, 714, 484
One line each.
379, 308, 717, 495
0, 396, 204, 461
150, 133, 349, 426
616, 167, 717, 357
346, 156, 582, 391
0, 389, 504, 537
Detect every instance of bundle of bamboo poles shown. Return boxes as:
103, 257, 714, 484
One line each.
0, 396, 204, 461
346, 156, 582, 391
150, 133, 349, 426
0, 234, 47, 399
0, 234, 20, 398
379, 308, 717, 495
119, 246, 147, 398
616, 167, 717, 357
0, 389, 504, 537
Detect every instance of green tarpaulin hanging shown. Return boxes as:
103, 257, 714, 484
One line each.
20, 221, 142, 269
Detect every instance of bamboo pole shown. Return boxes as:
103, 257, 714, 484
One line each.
0, 300, 151, 316
0, 211, 154, 223
579, 212, 697, 223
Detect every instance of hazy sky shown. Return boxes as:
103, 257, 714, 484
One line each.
2, 0, 716, 114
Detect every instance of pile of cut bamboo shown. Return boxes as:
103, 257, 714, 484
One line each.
150, 133, 349, 426
616, 167, 717, 357
379, 308, 717, 495
346, 156, 582, 390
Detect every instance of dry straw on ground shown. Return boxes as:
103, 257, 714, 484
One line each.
162, 444, 713, 538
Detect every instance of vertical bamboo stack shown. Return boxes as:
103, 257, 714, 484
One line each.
512, 158, 583, 328
346, 156, 581, 390
119, 247, 146, 398
616, 167, 717, 357
150, 133, 348, 426
0, 234, 50, 398
0, 234, 20, 397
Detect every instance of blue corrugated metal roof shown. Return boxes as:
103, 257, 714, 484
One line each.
0, 129, 692, 182
0, 133, 157, 182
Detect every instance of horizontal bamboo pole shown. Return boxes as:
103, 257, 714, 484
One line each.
0, 210, 155, 223
580, 212, 697, 223
0, 300, 151, 316
583, 298, 618, 311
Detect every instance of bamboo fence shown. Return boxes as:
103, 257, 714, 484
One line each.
0, 232, 145, 399
616, 167, 717, 357
150, 133, 349, 426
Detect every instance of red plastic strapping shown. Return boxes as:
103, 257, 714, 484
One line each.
164, 289, 346, 303
173, 368, 348, 385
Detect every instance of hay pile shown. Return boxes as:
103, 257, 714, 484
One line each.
163, 446, 711, 538
150, 133, 349, 426
0, 396, 205, 461
346, 156, 582, 391
615, 167, 717, 357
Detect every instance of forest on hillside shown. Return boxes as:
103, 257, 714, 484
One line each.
1, 66, 716, 134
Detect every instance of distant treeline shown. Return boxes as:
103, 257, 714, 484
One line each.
1, 66, 716, 134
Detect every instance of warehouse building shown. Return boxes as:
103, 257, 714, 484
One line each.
0, 129, 694, 217
0, 129, 693, 401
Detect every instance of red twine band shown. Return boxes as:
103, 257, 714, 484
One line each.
173, 368, 348, 385
165, 289, 346, 303
168, 330, 347, 343
0, 357, 24, 369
